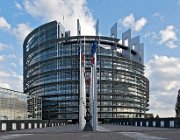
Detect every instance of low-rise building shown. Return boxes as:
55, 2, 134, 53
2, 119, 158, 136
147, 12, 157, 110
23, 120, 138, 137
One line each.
0, 87, 28, 120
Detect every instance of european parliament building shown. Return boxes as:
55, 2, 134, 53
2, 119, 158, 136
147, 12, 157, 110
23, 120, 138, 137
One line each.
23, 21, 149, 123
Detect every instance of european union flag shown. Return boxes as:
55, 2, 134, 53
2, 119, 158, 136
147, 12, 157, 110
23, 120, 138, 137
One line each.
91, 41, 98, 56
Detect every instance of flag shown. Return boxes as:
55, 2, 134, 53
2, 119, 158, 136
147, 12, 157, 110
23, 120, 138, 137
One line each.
81, 43, 85, 77
77, 19, 86, 131
91, 20, 99, 131
80, 41, 84, 65
79, 36, 86, 130
90, 39, 98, 130
91, 41, 98, 64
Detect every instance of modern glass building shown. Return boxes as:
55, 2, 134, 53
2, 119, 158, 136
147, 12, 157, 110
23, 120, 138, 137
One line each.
27, 96, 42, 120
0, 87, 28, 120
23, 21, 149, 123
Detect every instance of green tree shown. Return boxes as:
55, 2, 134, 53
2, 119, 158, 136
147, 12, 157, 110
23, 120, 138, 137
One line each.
175, 90, 180, 117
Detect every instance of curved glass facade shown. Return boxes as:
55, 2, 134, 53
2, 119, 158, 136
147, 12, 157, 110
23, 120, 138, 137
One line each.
24, 21, 149, 122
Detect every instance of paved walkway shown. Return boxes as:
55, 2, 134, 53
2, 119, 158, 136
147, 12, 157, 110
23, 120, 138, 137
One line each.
0, 124, 180, 140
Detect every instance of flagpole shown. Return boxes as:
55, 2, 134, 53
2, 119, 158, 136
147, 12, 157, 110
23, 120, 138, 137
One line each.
83, 36, 86, 127
93, 20, 99, 131
79, 37, 83, 130
78, 19, 86, 131
93, 49, 97, 131
90, 64, 93, 126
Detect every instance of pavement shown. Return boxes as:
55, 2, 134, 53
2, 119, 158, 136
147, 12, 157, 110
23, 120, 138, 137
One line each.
0, 124, 180, 140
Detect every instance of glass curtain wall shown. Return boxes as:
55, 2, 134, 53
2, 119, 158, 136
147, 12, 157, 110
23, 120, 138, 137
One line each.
24, 21, 149, 123
0, 87, 28, 120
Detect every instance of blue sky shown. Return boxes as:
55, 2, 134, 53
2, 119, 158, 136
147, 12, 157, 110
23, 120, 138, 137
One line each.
0, 0, 180, 117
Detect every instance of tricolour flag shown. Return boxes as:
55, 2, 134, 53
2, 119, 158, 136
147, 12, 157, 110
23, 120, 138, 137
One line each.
79, 38, 86, 130
81, 45, 85, 66
91, 41, 98, 64
78, 19, 86, 131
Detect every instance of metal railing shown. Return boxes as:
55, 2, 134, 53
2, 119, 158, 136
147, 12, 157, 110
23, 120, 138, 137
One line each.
0, 120, 66, 132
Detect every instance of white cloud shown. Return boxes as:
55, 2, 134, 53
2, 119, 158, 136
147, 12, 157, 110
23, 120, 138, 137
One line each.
120, 13, 147, 31
0, 18, 25, 91
11, 63, 17, 68
177, 0, 180, 5
0, 17, 11, 29
15, 1, 22, 10
159, 25, 177, 49
0, 56, 5, 62
0, 71, 10, 77
0, 43, 9, 51
12, 23, 32, 42
22, 0, 96, 35
0, 52, 23, 91
0, 71, 12, 89
0, 16, 32, 43
143, 32, 159, 45
0, 17, 32, 43
0, 65, 23, 91
0, 69, 23, 91
0, 82, 11, 89
144, 25, 178, 49
19, 57, 23, 66
134, 17, 147, 31
145, 55, 180, 117
152, 12, 164, 21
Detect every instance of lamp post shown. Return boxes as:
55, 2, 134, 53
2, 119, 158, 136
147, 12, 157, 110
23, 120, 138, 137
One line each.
84, 109, 93, 131
83, 90, 93, 131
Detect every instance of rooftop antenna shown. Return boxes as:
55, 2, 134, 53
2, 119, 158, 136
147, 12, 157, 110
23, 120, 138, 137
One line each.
62, 15, 64, 26
96, 20, 99, 36
77, 19, 81, 36
110, 22, 117, 38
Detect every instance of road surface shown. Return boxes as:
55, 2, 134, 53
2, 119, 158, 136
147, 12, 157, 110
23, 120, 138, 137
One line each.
0, 124, 180, 140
